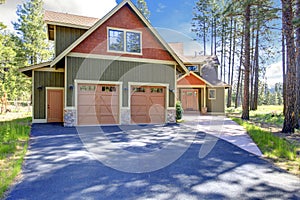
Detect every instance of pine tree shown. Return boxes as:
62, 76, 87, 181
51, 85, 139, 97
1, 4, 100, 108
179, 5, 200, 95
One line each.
137, 0, 150, 21
13, 0, 51, 65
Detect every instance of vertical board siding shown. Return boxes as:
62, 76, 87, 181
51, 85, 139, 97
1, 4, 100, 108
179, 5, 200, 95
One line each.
67, 57, 175, 107
56, 26, 86, 56
206, 88, 225, 113
34, 71, 64, 119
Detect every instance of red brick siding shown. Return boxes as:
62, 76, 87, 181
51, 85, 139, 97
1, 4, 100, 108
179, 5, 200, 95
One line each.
72, 5, 174, 61
177, 74, 206, 86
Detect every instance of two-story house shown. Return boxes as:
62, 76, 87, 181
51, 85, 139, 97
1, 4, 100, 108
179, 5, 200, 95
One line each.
20, 0, 189, 126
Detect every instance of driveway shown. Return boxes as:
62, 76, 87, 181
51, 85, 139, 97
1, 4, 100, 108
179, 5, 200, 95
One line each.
5, 121, 300, 200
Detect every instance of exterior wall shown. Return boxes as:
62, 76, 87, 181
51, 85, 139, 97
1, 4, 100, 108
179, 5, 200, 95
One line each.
71, 5, 174, 61
33, 71, 64, 119
56, 26, 86, 56
66, 57, 175, 108
206, 88, 225, 113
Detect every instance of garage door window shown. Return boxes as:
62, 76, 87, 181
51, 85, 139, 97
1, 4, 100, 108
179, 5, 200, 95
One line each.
80, 85, 96, 92
102, 86, 117, 92
151, 88, 163, 93
133, 87, 146, 92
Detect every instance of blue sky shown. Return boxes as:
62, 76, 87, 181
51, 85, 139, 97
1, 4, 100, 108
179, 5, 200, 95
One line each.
0, 0, 282, 86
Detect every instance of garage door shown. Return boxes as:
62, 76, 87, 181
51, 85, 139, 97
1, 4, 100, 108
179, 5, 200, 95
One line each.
78, 84, 119, 125
131, 86, 165, 124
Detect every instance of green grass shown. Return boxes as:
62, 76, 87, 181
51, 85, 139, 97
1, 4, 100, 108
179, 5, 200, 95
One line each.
0, 117, 31, 198
232, 118, 298, 161
227, 105, 284, 126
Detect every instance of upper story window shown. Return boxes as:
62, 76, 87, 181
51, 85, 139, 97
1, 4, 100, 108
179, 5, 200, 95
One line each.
108, 28, 142, 54
187, 65, 199, 72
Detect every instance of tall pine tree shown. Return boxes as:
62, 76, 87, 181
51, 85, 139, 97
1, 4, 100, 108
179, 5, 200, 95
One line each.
137, 0, 150, 21
13, 0, 51, 65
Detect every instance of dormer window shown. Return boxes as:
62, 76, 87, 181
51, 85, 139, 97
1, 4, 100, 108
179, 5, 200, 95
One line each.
108, 28, 142, 54
187, 65, 199, 72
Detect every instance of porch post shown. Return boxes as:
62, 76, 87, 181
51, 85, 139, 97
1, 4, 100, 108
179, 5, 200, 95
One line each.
203, 86, 206, 108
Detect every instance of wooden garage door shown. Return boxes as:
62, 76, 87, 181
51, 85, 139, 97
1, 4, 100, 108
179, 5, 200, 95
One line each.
78, 84, 119, 125
131, 86, 165, 124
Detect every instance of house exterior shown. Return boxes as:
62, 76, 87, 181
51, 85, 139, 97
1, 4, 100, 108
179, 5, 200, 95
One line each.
20, 0, 189, 126
169, 43, 230, 114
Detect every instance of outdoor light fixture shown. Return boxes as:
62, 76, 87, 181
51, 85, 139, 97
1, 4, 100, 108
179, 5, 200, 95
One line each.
123, 87, 128, 91
69, 84, 74, 90
37, 85, 43, 90
169, 88, 175, 93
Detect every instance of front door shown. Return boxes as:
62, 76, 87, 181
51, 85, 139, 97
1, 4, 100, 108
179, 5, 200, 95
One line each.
181, 89, 199, 111
47, 89, 63, 122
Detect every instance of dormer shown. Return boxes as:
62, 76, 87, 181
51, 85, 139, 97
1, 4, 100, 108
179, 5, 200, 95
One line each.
44, 10, 98, 56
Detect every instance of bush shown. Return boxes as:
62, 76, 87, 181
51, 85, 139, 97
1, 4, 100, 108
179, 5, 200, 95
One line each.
176, 101, 183, 120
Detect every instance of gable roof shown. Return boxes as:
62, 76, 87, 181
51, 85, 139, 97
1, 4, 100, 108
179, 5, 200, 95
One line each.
177, 71, 213, 87
44, 10, 99, 29
49, 0, 188, 74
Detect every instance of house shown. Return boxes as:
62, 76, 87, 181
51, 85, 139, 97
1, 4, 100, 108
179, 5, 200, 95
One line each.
20, 0, 189, 126
169, 43, 230, 114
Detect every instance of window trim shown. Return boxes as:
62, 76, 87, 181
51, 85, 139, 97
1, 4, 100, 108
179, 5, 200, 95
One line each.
107, 27, 142, 55
208, 89, 216, 100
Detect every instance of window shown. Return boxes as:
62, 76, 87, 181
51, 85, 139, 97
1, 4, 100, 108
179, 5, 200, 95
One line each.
208, 89, 216, 100
133, 87, 145, 93
151, 88, 163, 93
108, 28, 141, 54
108, 29, 124, 52
187, 65, 199, 72
80, 85, 96, 92
102, 86, 116, 92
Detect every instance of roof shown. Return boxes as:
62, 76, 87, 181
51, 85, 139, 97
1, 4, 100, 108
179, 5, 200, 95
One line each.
19, 61, 51, 77
49, 0, 188, 74
168, 43, 219, 65
44, 10, 99, 29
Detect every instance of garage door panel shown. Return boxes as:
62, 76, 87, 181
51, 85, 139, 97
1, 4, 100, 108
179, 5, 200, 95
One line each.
78, 84, 119, 125
131, 86, 165, 124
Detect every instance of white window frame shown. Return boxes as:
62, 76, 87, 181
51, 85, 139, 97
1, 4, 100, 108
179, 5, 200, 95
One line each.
208, 89, 216, 100
107, 27, 142, 55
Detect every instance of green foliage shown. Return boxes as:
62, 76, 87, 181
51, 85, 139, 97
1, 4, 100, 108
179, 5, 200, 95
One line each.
232, 118, 298, 160
136, 0, 150, 20
13, 0, 52, 65
176, 101, 183, 120
0, 117, 31, 198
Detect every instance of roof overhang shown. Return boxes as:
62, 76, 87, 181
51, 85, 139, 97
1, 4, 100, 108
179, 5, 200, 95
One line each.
19, 61, 52, 77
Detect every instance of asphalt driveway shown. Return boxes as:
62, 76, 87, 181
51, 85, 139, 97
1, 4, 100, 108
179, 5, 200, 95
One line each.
5, 123, 300, 200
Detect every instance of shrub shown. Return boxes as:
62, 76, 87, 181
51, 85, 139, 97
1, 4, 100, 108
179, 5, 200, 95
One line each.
176, 101, 183, 120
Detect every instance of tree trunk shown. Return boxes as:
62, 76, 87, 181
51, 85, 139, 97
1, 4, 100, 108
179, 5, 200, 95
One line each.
253, 22, 260, 110
282, 0, 296, 133
211, 18, 214, 56
282, 33, 286, 115
295, 0, 300, 129
203, 22, 206, 56
227, 16, 233, 108
242, 3, 251, 120
235, 26, 244, 109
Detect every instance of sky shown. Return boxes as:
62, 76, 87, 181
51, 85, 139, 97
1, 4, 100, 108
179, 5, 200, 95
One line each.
0, 0, 282, 86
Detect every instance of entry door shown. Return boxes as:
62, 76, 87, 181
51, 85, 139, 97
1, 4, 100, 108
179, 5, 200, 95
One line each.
47, 89, 63, 122
181, 89, 199, 111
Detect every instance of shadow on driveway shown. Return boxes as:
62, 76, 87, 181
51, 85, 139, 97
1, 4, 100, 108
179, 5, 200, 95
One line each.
5, 123, 300, 200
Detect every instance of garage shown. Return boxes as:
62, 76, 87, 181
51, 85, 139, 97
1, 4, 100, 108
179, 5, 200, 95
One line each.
131, 86, 166, 124
77, 84, 119, 125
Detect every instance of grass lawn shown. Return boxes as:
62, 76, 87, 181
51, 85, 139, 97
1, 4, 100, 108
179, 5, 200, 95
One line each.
0, 117, 31, 198
227, 105, 300, 176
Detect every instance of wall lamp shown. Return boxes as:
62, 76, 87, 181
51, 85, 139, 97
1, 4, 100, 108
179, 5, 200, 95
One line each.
69, 84, 74, 90
37, 85, 43, 90
169, 88, 175, 93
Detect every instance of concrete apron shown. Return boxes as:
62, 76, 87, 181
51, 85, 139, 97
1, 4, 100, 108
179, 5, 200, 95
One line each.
182, 113, 263, 157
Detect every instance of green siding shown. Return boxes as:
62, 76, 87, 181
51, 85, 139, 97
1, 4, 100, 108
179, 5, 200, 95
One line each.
67, 57, 175, 107
55, 26, 86, 56
34, 71, 64, 119
206, 88, 225, 113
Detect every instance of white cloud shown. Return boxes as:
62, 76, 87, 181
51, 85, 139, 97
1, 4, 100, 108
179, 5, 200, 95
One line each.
156, 3, 166, 13
265, 61, 283, 86
0, 0, 117, 31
